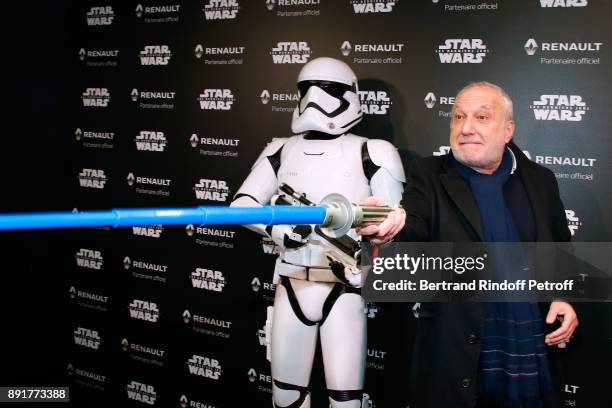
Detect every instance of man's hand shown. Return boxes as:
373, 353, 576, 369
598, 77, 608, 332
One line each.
544, 300, 579, 347
356, 197, 405, 245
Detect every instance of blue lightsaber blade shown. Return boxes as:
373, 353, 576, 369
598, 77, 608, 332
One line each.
0, 206, 328, 231
0, 193, 394, 237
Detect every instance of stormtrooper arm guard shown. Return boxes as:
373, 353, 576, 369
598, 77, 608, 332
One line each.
231, 138, 310, 249
363, 139, 406, 206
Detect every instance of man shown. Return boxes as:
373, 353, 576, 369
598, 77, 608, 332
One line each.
360, 82, 578, 407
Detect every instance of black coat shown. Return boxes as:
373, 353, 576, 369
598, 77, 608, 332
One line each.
397, 142, 571, 408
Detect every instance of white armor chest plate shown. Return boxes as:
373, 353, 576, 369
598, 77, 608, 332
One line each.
276, 134, 370, 269
277, 134, 370, 204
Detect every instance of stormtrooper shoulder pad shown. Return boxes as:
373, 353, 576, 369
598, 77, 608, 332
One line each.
253, 137, 289, 169
365, 139, 406, 183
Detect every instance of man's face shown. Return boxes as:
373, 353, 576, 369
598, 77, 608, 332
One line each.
450, 86, 515, 174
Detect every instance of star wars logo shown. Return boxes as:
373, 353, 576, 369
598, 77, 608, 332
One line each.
194, 179, 230, 202
73, 327, 101, 350
191, 268, 226, 292
540, 0, 587, 7
351, 0, 396, 13
179, 395, 218, 408
78, 168, 107, 189
270, 42, 312, 64
75, 248, 103, 270
359, 90, 391, 115
86, 6, 114, 26
128, 299, 160, 323
565, 210, 582, 236
424, 92, 455, 109
139, 45, 172, 66
187, 355, 222, 380
203, 0, 240, 20
198, 89, 235, 110
433, 145, 451, 156
126, 381, 157, 405
132, 225, 164, 238
82, 88, 110, 107
134, 131, 168, 152
530, 95, 588, 121
436, 39, 488, 64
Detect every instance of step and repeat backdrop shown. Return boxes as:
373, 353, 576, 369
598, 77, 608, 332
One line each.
66, 1, 611, 407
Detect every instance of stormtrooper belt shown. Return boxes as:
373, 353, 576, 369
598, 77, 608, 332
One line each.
277, 261, 342, 283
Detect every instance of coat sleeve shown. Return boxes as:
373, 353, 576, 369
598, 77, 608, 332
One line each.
397, 158, 433, 242
547, 169, 571, 243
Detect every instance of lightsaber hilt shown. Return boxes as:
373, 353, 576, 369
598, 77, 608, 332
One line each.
277, 183, 398, 238
319, 193, 399, 238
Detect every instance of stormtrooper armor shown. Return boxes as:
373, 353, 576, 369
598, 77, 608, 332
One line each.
231, 57, 405, 408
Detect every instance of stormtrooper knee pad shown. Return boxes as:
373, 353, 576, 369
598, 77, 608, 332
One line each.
328, 390, 364, 408
273, 380, 311, 408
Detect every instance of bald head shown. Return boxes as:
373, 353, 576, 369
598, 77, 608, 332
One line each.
455, 81, 514, 121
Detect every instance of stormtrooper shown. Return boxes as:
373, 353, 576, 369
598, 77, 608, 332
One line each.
231, 57, 405, 407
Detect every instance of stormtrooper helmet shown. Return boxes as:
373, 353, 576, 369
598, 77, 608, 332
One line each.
291, 57, 363, 135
